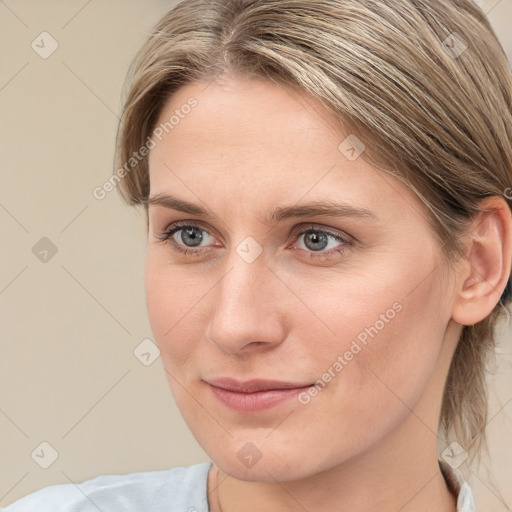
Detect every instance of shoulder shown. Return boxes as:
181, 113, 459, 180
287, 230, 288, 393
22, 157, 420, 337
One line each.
2, 461, 213, 512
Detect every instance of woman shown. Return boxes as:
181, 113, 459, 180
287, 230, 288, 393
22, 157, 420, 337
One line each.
4, 0, 512, 510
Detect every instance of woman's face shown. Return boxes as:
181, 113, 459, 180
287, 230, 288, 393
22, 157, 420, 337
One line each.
145, 76, 458, 481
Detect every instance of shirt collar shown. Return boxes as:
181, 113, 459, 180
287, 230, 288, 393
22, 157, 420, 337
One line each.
439, 459, 477, 512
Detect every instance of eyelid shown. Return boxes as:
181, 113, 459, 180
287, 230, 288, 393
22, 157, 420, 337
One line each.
156, 220, 221, 248
156, 220, 353, 258
158, 221, 351, 244
287, 222, 353, 245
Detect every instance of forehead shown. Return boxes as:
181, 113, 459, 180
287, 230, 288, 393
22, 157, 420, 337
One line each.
149, 77, 344, 166
146, 77, 426, 227
150, 78, 349, 185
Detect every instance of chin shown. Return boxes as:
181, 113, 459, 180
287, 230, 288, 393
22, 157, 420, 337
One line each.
196, 427, 351, 483
215, 452, 311, 482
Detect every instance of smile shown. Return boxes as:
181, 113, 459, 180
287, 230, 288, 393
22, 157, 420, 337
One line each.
204, 378, 313, 413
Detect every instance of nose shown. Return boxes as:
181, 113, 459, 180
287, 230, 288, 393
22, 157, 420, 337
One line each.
205, 253, 288, 354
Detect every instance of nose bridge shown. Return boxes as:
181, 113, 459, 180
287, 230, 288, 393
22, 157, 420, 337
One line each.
206, 247, 286, 353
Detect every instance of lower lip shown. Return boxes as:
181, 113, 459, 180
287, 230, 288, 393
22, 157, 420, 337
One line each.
207, 384, 311, 413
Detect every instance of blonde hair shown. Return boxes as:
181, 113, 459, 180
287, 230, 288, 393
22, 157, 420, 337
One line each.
114, 0, 512, 461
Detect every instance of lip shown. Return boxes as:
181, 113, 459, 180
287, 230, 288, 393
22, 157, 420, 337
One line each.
204, 377, 313, 413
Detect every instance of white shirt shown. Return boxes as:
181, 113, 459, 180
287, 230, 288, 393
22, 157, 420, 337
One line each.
2, 460, 476, 511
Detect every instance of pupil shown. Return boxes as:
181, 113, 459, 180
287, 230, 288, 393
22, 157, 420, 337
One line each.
305, 231, 327, 251
182, 228, 203, 247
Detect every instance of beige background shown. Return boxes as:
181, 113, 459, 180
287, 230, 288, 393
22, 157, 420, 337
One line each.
1, 0, 511, 509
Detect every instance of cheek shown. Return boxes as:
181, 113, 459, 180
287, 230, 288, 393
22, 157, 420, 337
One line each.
304, 261, 449, 434
144, 255, 215, 439
144, 255, 208, 369
361, 265, 448, 391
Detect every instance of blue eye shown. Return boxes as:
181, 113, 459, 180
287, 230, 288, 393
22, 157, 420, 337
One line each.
155, 222, 352, 260
293, 227, 350, 258
155, 222, 217, 255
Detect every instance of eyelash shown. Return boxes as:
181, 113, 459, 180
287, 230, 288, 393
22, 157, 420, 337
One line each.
154, 221, 352, 260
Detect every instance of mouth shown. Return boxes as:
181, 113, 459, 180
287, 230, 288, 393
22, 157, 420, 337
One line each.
204, 377, 313, 413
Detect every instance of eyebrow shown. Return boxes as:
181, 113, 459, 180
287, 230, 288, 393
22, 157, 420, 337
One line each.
146, 193, 377, 224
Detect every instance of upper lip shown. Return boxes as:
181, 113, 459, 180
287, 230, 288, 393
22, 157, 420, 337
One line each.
205, 377, 312, 393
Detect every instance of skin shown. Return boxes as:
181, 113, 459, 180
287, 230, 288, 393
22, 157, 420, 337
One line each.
145, 75, 512, 512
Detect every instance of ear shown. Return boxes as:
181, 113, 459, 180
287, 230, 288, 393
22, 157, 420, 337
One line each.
451, 196, 512, 326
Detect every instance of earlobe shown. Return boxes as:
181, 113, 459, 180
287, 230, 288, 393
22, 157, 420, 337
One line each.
451, 196, 512, 326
